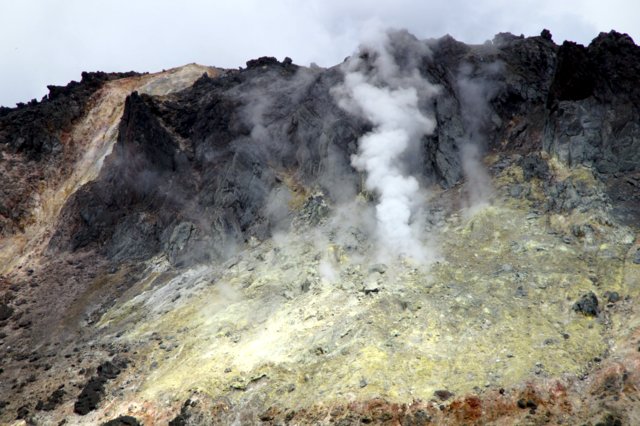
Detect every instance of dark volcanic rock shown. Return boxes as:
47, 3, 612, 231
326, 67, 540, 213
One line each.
74, 377, 106, 415
604, 291, 621, 304
0, 303, 13, 321
548, 41, 595, 102
102, 415, 142, 426
543, 175, 606, 213
520, 153, 550, 180
97, 360, 123, 380
573, 292, 600, 317
0, 72, 137, 159
595, 413, 623, 426
74, 359, 127, 415
246, 56, 281, 69
16, 405, 29, 420
50, 91, 185, 260
544, 32, 640, 176
35, 388, 65, 411
169, 398, 198, 426
434, 389, 454, 401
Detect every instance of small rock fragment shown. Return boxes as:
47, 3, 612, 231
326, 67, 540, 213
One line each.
74, 377, 105, 415
74, 359, 127, 415
363, 280, 380, 294
0, 304, 14, 321
369, 264, 387, 274
573, 292, 599, 316
101, 415, 142, 426
434, 390, 454, 401
16, 405, 29, 420
35, 388, 65, 411
604, 291, 620, 303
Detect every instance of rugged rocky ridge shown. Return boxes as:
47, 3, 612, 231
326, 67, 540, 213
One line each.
0, 30, 639, 425
47, 30, 640, 265
0, 71, 141, 236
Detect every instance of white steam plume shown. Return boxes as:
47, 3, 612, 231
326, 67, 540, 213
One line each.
333, 30, 438, 261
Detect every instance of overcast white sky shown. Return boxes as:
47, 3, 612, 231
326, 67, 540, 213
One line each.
1, 0, 638, 107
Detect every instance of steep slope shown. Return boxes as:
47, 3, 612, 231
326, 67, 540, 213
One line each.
1, 30, 640, 425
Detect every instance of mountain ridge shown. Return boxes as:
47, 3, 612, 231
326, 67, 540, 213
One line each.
0, 29, 639, 425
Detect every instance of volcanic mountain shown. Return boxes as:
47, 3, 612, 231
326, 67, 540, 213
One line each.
1, 29, 640, 425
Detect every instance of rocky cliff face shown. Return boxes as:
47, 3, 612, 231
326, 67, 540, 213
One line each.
1, 30, 640, 425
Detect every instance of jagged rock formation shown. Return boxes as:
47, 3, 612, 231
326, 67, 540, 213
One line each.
0, 30, 639, 425
0, 71, 140, 237
44, 30, 640, 265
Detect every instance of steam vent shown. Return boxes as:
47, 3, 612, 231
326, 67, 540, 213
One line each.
2, 29, 640, 425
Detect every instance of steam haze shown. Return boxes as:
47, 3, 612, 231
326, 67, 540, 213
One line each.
333, 30, 438, 261
456, 62, 503, 210
1, 0, 640, 107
